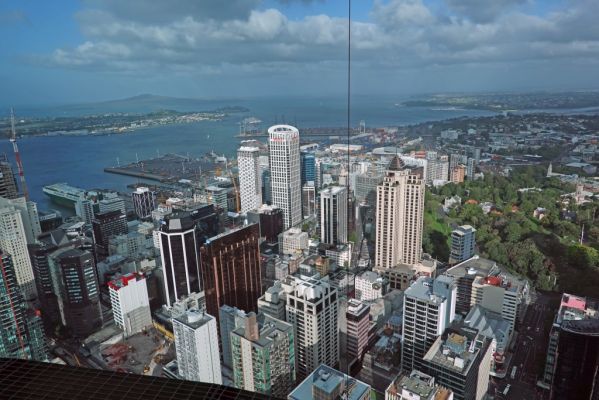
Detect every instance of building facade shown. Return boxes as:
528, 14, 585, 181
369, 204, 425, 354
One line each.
92, 210, 128, 260
108, 272, 152, 337
238, 146, 263, 214
320, 186, 348, 246
268, 125, 302, 229
132, 187, 156, 219
449, 225, 476, 264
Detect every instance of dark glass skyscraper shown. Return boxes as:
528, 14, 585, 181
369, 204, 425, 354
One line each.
300, 151, 316, 185
200, 223, 262, 325
158, 204, 219, 305
55, 248, 103, 337
92, 210, 128, 259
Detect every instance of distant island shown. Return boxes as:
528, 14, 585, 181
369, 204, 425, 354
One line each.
402, 91, 599, 111
1, 94, 250, 137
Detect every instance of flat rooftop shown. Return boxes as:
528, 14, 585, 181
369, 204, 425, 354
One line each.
289, 364, 370, 400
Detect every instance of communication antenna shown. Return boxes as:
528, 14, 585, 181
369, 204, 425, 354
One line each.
9, 108, 29, 200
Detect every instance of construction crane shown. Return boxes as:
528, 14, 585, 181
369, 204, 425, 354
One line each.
9, 108, 29, 200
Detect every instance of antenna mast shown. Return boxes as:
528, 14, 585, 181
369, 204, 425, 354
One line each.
10, 108, 29, 200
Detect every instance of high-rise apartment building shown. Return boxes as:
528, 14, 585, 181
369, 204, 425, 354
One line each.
375, 156, 425, 269
540, 293, 599, 399
219, 305, 249, 370
283, 274, 338, 378
158, 205, 219, 306
449, 225, 476, 264
92, 210, 128, 259
54, 248, 103, 337
450, 165, 466, 184
108, 272, 152, 337
172, 309, 222, 384
199, 224, 262, 324
320, 186, 347, 246
423, 328, 491, 400
300, 151, 315, 186
0, 251, 47, 361
0, 196, 41, 244
425, 155, 450, 184
238, 146, 262, 214
132, 187, 156, 219
231, 312, 296, 397
268, 125, 301, 229
0, 202, 36, 299
402, 276, 456, 372
0, 154, 18, 199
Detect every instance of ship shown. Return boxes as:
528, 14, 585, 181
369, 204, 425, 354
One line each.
42, 183, 87, 209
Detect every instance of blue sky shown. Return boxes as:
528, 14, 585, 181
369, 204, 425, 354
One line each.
1, 0, 599, 106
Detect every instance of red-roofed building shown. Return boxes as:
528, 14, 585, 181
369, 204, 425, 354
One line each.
108, 272, 152, 337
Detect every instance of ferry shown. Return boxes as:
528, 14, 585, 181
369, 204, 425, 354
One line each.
42, 183, 86, 208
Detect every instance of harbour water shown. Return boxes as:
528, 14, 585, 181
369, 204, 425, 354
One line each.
0, 96, 496, 211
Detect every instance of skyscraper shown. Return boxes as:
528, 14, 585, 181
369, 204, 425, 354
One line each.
261, 169, 272, 205
402, 276, 456, 372
108, 272, 152, 338
300, 151, 315, 185
0, 251, 47, 361
158, 205, 219, 306
54, 248, 103, 338
219, 305, 249, 370
199, 224, 262, 324
172, 309, 222, 384
230, 312, 296, 397
237, 146, 262, 214
0, 202, 36, 299
131, 187, 156, 219
344, 299, 370, 364
0, 154, 18, 199
450, 225, 476, 264
320, 186, 348, 246
75, 198, 95, 225
375, 156, 425, 269
92, 210, 128, 260
302, 182, 316, 218
268, 125, 301, 229
283, 274, 339, 378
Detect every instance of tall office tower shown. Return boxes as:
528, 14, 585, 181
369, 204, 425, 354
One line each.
268, 125, 301, 229
0, 203, 36, 299
75, 198, 94, 225
98, 193, 126, 215
54, 249, 103, 337
231, 312, 295, 397
423, 328, 492, 400
283, 274, 339, 378
402, 276, 456, 372
386, 370, 453, 400
237, 146, 262, 214
172, 309, 222, 384
466, 158, 475, 179
450, 165, 466, 184
375, 156, 425, 269
219, 305, 249, 370
345, 299, 370, 363
256, 204, 284, 244
449, 225, 476, 264
289, 364, 372, 400
320, 186, 348, 246
132, 187, 156, 219
108, 272, 152, 338
261, 169, 272, 205
354, 171, 383, 202
28, 242, 61, 332
158, 205, 219, 306
0, 251, 47, 360
92, 210, 128, 259
205, 185, 228, 212
0, 154, 18, 199
199, 224, 262, 324
302, 182, 316, 218
257, 281, 286, 321
540, 293, 599, 399
315, 158, 322, 189
0, 196, 41, 244
300, 151, 315, 186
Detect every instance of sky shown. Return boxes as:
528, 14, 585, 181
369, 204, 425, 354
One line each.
1, 0, 599, 106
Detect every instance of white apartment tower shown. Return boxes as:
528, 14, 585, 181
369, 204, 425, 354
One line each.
375, 156, 425, 269
173, 309, 222, 384
320, 185, 348, 246
108, 272, 152, 337
283, 274, 339, 378
402, 276, 456, 372
237, 146, 262, 213
268, 125, 302, 229
0, 203, 36, 299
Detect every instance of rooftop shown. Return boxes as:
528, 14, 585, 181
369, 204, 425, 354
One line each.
173, 309, 214, 330
107, 272, 145, 292
289, 364, 371, 400
424, 328, 487, 376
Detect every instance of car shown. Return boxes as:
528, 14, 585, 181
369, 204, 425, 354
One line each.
503, 384, 511, 395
